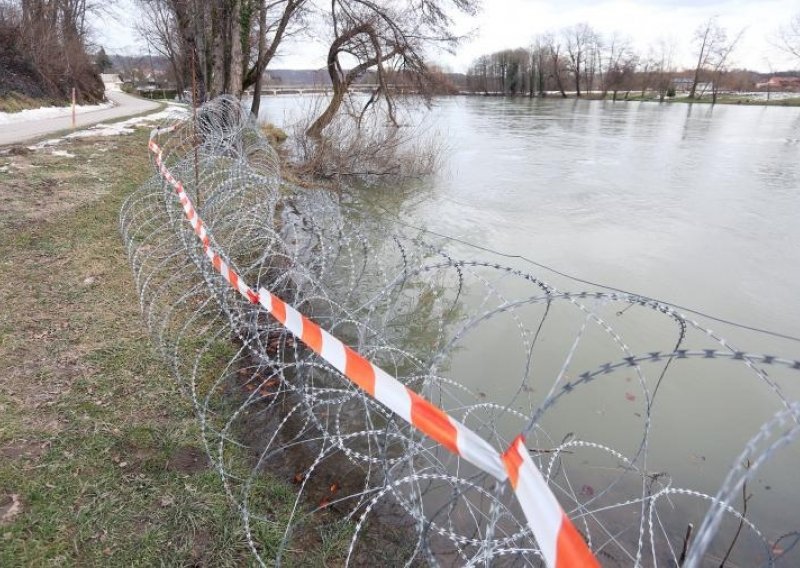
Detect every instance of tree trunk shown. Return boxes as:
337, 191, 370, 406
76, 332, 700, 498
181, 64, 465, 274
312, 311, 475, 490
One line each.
528, 64, 534, 97
171, 0, 207, 102
209, 2, 225, 97
555, 70, 566, 97
228, 0, 243, 96
307, 86, 345, 138
689, 35, 707, 100
250, 0, 267, 116
538, 59, 545, 96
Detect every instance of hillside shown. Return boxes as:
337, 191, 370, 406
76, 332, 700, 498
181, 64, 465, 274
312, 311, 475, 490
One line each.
0, 9, 104, 112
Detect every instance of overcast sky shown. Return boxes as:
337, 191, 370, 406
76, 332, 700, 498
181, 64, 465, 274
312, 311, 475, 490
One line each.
97, 0, 799, 72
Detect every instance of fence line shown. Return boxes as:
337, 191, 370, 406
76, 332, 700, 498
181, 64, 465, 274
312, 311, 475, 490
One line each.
121, 96, 800, 566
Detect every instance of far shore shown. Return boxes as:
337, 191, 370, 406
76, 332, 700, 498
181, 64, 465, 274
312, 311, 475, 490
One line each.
455, 90, 800, 107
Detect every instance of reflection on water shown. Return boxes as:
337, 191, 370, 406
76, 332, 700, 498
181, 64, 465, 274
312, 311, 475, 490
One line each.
258, 96, 800, 562
418, 98, 800, 341
264, 97, 800, 342
260, 94, 800, 355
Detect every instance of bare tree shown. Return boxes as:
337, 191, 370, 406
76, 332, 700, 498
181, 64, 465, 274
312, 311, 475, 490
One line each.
688, 17, 741, 100
543, 33, 567, 98
707, 27, 744, 103
776, 12, 800, 62
157, 0, 306, 109
651, 38, 676, 102
245, 0, 306, 116
604, 55, 636, 101
466, 54, 490, 94
306, 0, 478, 138
9, 0, 104, 103
136, 0, 186, 96
529, 36, 549, 97
599, 33, 634, 99
583, 31, 601, 94
563, 23, 595, 96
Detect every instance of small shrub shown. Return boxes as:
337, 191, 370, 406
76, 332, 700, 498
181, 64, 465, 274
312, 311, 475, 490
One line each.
260, 123, 288, 145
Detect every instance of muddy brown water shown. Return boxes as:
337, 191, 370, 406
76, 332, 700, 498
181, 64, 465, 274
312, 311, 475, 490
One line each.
255, 96, 800, 564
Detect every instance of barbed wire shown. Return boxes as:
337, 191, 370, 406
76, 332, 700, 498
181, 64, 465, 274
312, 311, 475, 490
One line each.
120, 96, 800, 567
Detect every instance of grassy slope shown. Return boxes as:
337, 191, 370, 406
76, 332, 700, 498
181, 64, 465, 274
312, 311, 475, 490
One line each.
0, 93, 65, 113
0, 130, 295, 566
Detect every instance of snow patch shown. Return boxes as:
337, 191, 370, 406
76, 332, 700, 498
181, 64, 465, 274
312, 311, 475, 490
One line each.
0, 101, 115, 125
27, 107, 189, 149
50, 150, 75, 158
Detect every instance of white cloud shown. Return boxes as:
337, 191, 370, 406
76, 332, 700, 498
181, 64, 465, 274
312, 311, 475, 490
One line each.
438, 0, 799, 72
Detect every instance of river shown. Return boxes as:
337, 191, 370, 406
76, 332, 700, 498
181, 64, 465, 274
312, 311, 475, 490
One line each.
258, 95, 800, 564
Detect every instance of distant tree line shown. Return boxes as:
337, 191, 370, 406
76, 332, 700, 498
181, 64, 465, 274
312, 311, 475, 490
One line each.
466, 18, 752, 103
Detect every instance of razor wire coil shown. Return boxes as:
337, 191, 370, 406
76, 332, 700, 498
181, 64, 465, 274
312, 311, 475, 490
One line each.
121, 96, 800, 567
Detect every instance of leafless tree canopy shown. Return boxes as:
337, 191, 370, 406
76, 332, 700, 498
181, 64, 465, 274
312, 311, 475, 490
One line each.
0, 0, 104, 103
776, 12, 800, 62
563, 23, 597, 97
467, 28, 640, 101
689, 17, 744, 100
136, 0, 475, 128
305, 0, 477, 137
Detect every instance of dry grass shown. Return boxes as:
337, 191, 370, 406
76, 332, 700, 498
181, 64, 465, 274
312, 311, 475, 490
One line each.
0, 129, 282, 566
278, 96, 445, 188
0, 111, 388, 565
260, 123, 289, 145
0, 93, 61, 113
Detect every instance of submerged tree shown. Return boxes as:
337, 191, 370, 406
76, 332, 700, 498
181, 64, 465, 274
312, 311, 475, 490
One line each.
563, 23, 597, 96
688, 18, 742, 100
305, 0, 478, 138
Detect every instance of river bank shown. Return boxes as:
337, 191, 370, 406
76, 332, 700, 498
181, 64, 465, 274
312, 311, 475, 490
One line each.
0, 122, 362, 565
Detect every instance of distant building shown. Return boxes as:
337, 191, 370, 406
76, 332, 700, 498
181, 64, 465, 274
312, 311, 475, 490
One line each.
755, 76, 800, 91
672, 77, 712, 93
101, 73, 124, 92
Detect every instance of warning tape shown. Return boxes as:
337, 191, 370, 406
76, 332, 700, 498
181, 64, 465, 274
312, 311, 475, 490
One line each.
148, 127, 599, 568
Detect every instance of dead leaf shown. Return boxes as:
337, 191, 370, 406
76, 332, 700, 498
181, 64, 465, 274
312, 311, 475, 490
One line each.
0, 494, 22, 525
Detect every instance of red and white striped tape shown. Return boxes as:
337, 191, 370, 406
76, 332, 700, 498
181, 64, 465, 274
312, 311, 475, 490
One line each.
503, 435, 600, 567
148, 129, 598, 568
